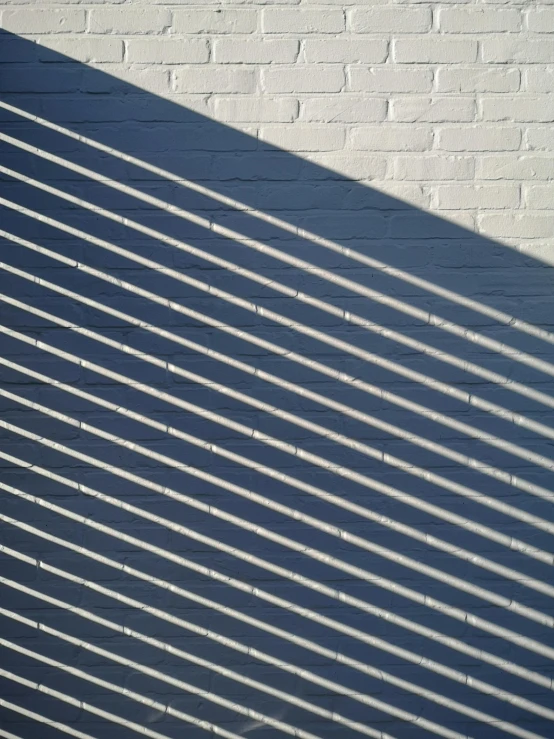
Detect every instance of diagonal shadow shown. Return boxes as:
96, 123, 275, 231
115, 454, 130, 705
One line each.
1, 30, 554, 739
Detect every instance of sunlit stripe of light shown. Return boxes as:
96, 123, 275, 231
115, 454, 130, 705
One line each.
2, 455, 551, 693
3, 543, 554, 732
0, 143, 545, 378
2, 478, 553, 696
3, 384, 554, 640
1, 595, 549, 739
2, 98, 548, 739
0, 702, 98, 739
3, 323, 553, 563
3, 309, 553, 541
0, 549, 427, 734
3, 279, 553, 523
0, 727, 25, 739
0, 600, 399, 739
2, 369, 552, 606
8, 421, 549, 639
1, 99, 551, 348
2, 423, 552, 656
2, 206, 553, 451
5, 548, 508, 736
2, 196, 554, 417
4, 231, 554, 474
4, 255, 554, 489
0, 613, 326, 739
0, 284, 551, 572
0, 660, 244, 739
4, 174, 554, 427
0, 670, 394, 739
1, 606, 472, 739
2, 361, 554, 620
1, 334, 551, 573
2, 158, 552, 389
0, 730, 24, 739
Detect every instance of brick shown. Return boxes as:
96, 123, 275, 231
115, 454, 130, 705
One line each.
373, 183, 430, 209
349, 7, 431, 33
126, 39, 209, 64
393, 37, 478, 64
259, 126, 345, 152
479, 214, 554, 239
160, 94, 212, 115
480, 97, 554, 123
435, 67, 520, 93
481, 38, 554, 64
84, 66, 171, 94
438, 8, 521, 33
171, 9, 257, 34
516, 243, 554, 262
173, 66, 256, 94
304, 39, 388, 64
349, 67, 432, 93
391, 97, 475, 123
0, 65, 82, 93
299, 97, 387, 123
527, 8, 554, 33
1, 8, 85, 33
214, 98, 298, 123
37, 38, 123, 63
213, 40, 299, 64
262, 8, 345, 34
436, 185, 520, 210
349, 127, 431, 152
262, 66, 344, 93
523, 185, 554, 210
523, 68, 554, 93
436, 127, 521, 152
525, 128, 554, 151
394, 156, 474, 181
477, 156, 554, 180
88, 7, 171, 34
302, 153, 387, 180
390, 211, 475, 238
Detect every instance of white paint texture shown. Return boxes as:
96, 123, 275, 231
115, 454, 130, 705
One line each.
0, 2, 553, 739
0, 1, 552, 254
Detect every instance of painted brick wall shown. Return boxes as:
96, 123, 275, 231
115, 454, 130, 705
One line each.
1, 2, 554, 739
1, 0, 554, 256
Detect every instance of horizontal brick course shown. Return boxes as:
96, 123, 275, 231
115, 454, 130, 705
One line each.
2, 8, 86, 33
174, 65, 256, 93
262, 8, 345, 34
438, 8, 522, 33
213, 39, 299, 64
349, 7, 432, 33
126, 38, 209, 64
171, 9, 257, 35
88, 7, 171, 34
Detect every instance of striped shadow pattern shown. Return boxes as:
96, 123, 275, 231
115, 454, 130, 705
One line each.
1, 47, 554, 739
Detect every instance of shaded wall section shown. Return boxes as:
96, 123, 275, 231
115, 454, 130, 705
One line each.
1, 32, 554, 739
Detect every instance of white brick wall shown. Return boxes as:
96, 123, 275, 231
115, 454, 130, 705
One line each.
1, 0, 552, 252
1, 3, 554, 739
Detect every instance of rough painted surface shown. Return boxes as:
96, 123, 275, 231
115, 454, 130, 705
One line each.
0, 4, 553, 739
2, 1, 554, 255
